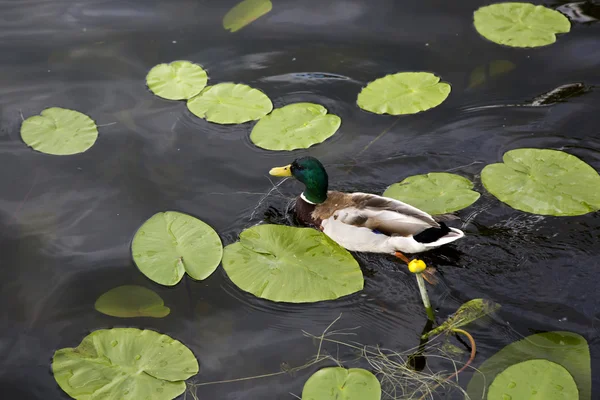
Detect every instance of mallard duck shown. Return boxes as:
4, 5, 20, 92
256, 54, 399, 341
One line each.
269, 156, 464, 261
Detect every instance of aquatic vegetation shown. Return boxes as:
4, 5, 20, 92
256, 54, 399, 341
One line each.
488, 359, 579, 399
20, 107, 98, 155
94, 285, 170, 318
52, 328, 198, 400
481, 148, 600, 216
223, 0, 272, 32
467, 59, 516, 88
301, 367, 381, 400
466, 331, 591, 400
357, 72, 450, 115
187, 83, 273, 124
422, 299, 500, 339
146, 61, 208, 100
473, 3, 571, 48
250, 103, 341, 150
132, 211, 223, 286
383, 173, 480, 215
221, 224, 363, 303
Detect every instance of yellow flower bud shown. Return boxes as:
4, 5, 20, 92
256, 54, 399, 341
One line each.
408, 259, 427, 274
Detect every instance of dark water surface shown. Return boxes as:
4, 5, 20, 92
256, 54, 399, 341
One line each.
1, 0, 599, 398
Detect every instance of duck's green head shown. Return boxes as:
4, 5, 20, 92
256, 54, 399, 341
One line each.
269, 156, 328, 204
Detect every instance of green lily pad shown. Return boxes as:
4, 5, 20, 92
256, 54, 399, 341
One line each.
249, 103, 341, 151
52, 328, 198, 400
302, 367, 381, 400
132, 211, 223, 286
20, 107, 98, 155
222, 224, 363, 303
422, 299, 500, 339
481, 148, 600, 216
473, 3, 571, 48
466, 331, 591, 400
488, 359, 578, 400
223, 0, 272, 33
146, 60, 208, 100
357, 72, 451, 115
187, 83, 272, 124
383, 172, 480, 215
94, 285, 170, 318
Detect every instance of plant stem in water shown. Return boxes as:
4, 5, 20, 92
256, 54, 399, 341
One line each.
416, 274, 435, 321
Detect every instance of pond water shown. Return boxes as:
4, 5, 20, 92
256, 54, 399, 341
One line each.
1, 0, 599, 398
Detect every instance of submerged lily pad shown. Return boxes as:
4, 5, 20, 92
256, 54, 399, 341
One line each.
187, 83, 272, 124
422, 299, 500, 339
302, 367, 381, 400
222, 224, 363, 303
223, 0, 272, 32
466, 331, 591, 400
21, 107, 98, 155
383, 172, 480, 215
481, 148, 600, 216
146, 61, 208, 100
473, 3, 571, 48
132, 211, 223, 286
250, 103, 341, 151
52, 328, 198, 400
357, 72, 451, 115
94, 285, 170, 318
488, 359, 578, 400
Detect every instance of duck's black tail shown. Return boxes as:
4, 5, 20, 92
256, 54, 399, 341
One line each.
413, 222, 451, 244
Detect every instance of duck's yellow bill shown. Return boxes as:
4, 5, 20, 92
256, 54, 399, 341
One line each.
269, 164, 292, 177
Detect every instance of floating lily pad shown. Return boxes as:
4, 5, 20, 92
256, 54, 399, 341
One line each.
223, 0, 272, 32
132, 211, 223, 286
473, 3, 571, 48
481, 148, 600, 216
422, 299, 500, 339
94, 285, 170, 318
383, 173, 480, 215
488, 359, 578, 400
357, 72, 451, 115
187, 83, 272, 124
302, 367, 381, 400
20, 107, 98, 155
222, 224, 363, 303
146, 61, 208, 100
250, 103, 341, 151
466, 331, 591, 400
52, 328, 198, 400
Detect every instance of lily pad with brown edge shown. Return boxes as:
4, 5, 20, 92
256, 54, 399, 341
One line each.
301, 367, 381, 400
146, 60, 208, 101
94, 285, 170, 318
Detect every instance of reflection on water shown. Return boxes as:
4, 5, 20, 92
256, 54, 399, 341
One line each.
1, 0, 600, 399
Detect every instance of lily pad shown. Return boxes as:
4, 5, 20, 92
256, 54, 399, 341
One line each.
473, 3, 571, 48
383, 173, 480, 215
357, 72, 451, 115
488, 359, 578, 400
146, 61, 208, 100
52, 328, 198, 400
481, 148, 600, 216
132, 211, 223, 286
223, 0, 272, 32
94, 285, 170, 318
20, 107, 98, 155
466, 331, 591, 400
422, 299, 500, 339
249, 103, 341, 151
301, 367, 381, 400
187, 83, 272, 124
222, 224, 363, 303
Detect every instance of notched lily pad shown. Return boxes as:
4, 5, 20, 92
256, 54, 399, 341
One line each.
357, 72, 451, 115
383, 172, 480, 215
481, 148, 600, 216
422, 299, 500, 339
250, 103, 341, 151
223, 0, 272, 32
301, 367, 381, 400
473, 3, 571, 48
221, 224, 363, 303
52, 328, 199, 400
94, 285, 170, 318
132, 211, 223, 286
187, 82, 273, 124
146, 61, 208, 100
21, 107, 98, 155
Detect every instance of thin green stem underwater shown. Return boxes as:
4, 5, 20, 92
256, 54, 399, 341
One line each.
416, 274, 435, 321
